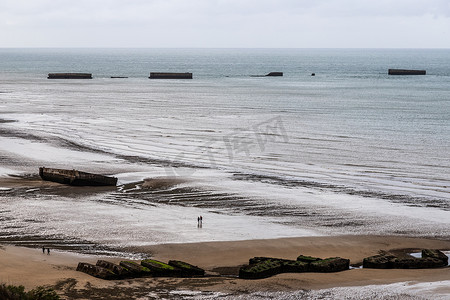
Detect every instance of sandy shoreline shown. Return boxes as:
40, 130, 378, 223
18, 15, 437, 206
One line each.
1, 235, 449, 299
0, 177, 449, 298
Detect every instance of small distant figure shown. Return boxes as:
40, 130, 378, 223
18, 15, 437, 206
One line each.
311, 73, 315, 76
197, 216, 200, 227
47, 248, 50, 255
42, 246, 45, 254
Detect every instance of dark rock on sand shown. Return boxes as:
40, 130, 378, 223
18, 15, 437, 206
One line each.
120, 261, 152, 277
239, 259, 284, 279
240, 255, 349, 279
168, 260, 205, 277
392, 257, 446, 269
96, 260, 131, 278
281, 260, 309, 273
363, 249, 448, 269
309, 257, 350, 273
76, 262, 117, 280
422, 249, 448, 265
363, 254, 397, 269
248, 257, 309, 273
296, 255, 322, 263
248, 257, 291, 265
141, 259, 181, 277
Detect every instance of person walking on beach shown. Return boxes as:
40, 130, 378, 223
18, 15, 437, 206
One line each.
42, 246, 45, 254
47, 248, 50, 255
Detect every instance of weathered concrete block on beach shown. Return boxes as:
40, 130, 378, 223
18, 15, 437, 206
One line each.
141, 259, 181, 277
240, 255, 351, 279
48, 73, 92, 79
120, 261, 152, 277
266, 72, 283, 77
149, 72, 193, 79
239, 259, 284, 279
249, 257, 288, 265
168, 260, 205, 277
39, 167, 118, 186
391, 257, 445, 269
388, 69, 426, 75
281, 260, 309, 273
363, 250, 448, 269
363, 254, 397, 269
422, 249, 448, 266
76, 262, 117, 280
248, 257, 309, 273
96, 260, 131, 278
296, 255, 322, 264
417, 257, 448, 268
309, 257, 350, 273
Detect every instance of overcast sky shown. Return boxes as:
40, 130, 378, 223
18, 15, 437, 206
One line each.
1, 0, 449, 48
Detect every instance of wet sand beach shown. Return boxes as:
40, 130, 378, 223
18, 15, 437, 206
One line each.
1, 174, 449, 298
1, 236, 449, 299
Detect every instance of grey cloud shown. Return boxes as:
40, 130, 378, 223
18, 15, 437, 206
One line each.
2, 0, 449, 25
0, 0, 449, 47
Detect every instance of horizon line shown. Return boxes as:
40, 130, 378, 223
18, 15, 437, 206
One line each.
0, 47, 449, 50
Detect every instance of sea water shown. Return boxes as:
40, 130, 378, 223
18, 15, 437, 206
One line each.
0, 48, 449, 254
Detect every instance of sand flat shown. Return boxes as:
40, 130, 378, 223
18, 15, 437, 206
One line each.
1, 235, 449, 298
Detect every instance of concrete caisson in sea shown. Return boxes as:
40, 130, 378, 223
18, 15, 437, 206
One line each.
47, 73, 93, 79
39, 167, 118, 186
149, 72, 193, 79
266, 72, 283, 77
388, 69, 426, 75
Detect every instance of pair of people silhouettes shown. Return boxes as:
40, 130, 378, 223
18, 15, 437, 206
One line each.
42, 246, 50, 255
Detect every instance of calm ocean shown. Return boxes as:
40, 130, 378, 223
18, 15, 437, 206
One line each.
0, 48, 449, 254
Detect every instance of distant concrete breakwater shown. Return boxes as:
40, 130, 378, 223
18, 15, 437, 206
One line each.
46, 69, 427, 80
46, 71, 283, 79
